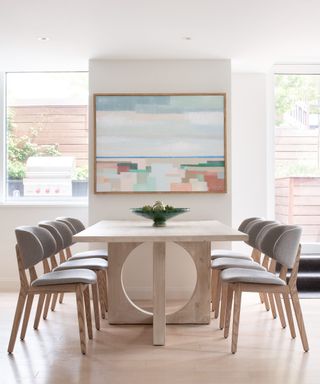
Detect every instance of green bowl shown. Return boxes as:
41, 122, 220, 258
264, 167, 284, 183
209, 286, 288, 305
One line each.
131, 208, 190, 227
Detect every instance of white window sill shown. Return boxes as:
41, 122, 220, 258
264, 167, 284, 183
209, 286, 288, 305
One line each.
0, 200, 88, 208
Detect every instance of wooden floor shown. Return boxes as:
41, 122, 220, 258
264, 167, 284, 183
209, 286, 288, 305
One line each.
0, 293, 319, 384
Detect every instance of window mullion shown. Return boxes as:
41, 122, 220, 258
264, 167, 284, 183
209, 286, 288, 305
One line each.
0, 72, 5, 201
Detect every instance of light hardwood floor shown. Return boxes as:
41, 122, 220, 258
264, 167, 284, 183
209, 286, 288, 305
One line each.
0, 292, 319, 384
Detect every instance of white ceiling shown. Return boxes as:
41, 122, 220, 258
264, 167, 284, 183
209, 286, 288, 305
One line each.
1, 0, 320, 72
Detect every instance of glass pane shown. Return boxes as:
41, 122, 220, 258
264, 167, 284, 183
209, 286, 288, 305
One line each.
6, 72, 88, 201
275, 74, 320, 242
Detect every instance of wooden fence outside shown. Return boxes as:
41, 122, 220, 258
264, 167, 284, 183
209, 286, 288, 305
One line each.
275, 177, 320, 242
275, 127, 320, 242
275, 127, 320, 166
9, 105, 88, 167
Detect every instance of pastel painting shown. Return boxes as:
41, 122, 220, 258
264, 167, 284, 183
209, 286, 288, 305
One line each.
94, 94, 226, 193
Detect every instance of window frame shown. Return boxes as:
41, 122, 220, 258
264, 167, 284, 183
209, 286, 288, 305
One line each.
272, 64, 320, 247
0, 71, 89, 206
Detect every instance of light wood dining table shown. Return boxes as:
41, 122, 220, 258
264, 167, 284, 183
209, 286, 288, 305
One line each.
73, 220, 248, 346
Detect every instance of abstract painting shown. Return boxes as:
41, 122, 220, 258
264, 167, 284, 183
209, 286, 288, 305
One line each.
94, 94, 226, 193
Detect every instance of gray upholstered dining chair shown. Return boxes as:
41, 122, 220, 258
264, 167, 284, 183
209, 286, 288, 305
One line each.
221, 224, 309, 354
56, 217, 108, 261
37, 221, 102, 328
211, 217, 261, 317
218, 221, 288, 331
211, 217, 260, 261
8, 226, 96, 355
253, 221, 286, 321
39, 220, 108, 320
211, 219, 279, 325
56, 217, 109, 314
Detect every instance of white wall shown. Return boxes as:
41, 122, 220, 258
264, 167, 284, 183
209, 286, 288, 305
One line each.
0, 205, 88, 290
89, 59, 232, 299
231, 73, 269, 251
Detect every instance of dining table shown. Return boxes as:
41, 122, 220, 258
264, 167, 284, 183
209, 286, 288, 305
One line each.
73, 220, 248, 346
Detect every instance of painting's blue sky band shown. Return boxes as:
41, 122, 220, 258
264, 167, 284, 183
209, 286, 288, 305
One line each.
96, 156, 223, 159
96, 95, 225, 158
96, 95, 224, 113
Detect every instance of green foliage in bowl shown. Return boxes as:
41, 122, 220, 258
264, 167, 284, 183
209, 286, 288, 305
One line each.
131, 201, 190, 227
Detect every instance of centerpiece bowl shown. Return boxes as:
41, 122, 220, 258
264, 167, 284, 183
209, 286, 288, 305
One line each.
131, 201, 190, 227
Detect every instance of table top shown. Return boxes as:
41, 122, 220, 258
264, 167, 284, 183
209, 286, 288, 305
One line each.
73, 220, 248, 243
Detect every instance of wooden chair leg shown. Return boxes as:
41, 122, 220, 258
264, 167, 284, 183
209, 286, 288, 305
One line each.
224, 285, 234, 339
268, 293, 277, 319
211, 269, 218, 312
231, 285, 242, 354
104, 270, 108, 312
8, 290, 27, 353
262, 293, 270, 311
290, 288, 309, 352
283, 293, 296, 338
83, 286, 93, 340
219, 282, 228, 330
75, 285, 87, 355
51, 293, 58, 311
20, 294, 34, 340
59, 293, 64, 304
214, 272, 222, 319
274, 293, 286, 328
259, 292, 264, 304
33, 293, 45, 329
97, 271, 106, 319
99, 269, 108, 313
43, 293, 51, 320
91, 283, 100, 330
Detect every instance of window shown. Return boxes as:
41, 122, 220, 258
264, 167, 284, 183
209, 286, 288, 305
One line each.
274, 72, 320, 242
5, 72, 88, 202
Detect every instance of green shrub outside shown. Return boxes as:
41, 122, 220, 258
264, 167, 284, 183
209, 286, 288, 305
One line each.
7, 112, 88, 181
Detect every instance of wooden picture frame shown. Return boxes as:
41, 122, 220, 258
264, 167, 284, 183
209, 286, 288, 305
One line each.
94, 93, 227, 193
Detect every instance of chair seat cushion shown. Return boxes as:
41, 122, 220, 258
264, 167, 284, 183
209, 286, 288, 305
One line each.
54, 258, 108, 272
71, 249, 108, 260
211, 249, 251, 260
211, 257, 265, 271
220, 268, 286, 286
32, 269, 97, 286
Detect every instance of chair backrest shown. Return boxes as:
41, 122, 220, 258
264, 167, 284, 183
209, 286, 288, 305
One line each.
38, 221, 72, 252
56, 217, 85, 234
15, 226, 56, 269
255, 222, 280, 251
238, 217, 261, 232
260, 225, 302, 268
246, 220, 278, 248
46, 220, 74, 248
